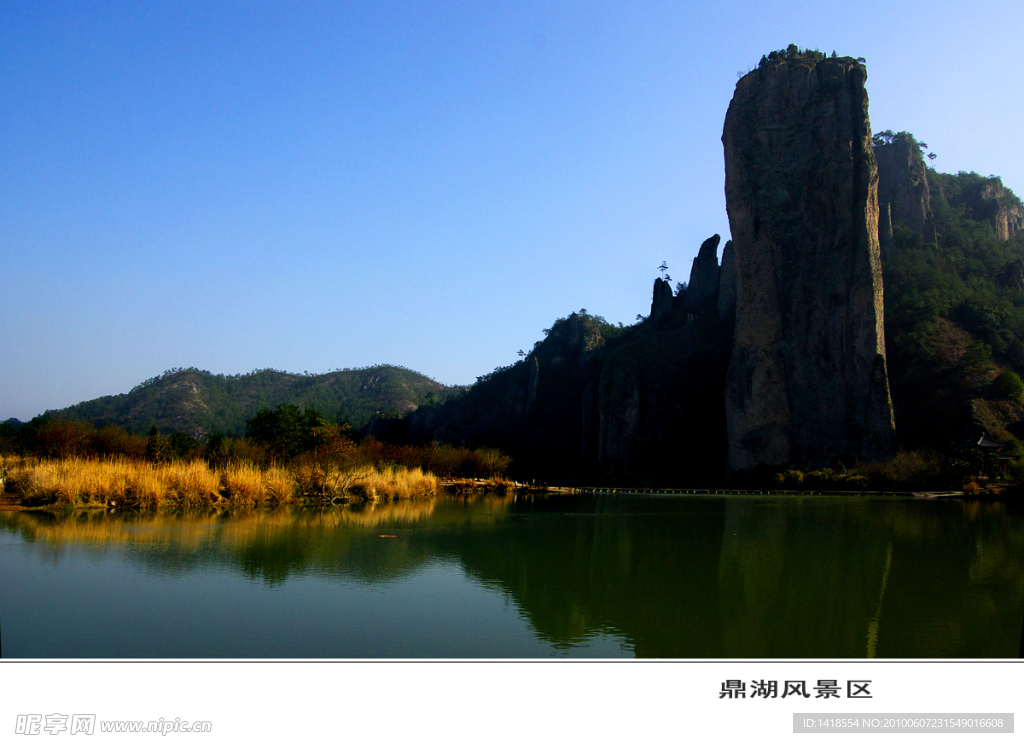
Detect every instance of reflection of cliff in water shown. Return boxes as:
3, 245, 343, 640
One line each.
4, 495, 1022, 657
441, 495, 1024, 657
744, 497, 1024, 657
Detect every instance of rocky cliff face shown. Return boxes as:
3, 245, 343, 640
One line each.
407, 54, 909, 480
876, 139, 1023, 243
875, 133, 932, 248
963, 179, 1024, 240
722, 56, 896, 470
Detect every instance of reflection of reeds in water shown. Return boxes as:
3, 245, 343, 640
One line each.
0, 497, 514, 588
5, 510, 228, 548
292, 500, 439, 528
0, 498, 489, 549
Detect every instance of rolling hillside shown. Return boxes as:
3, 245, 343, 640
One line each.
44, 365, 460, 437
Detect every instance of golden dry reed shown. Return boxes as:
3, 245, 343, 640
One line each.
353, 467, 439, 500
5, 457, 440, 509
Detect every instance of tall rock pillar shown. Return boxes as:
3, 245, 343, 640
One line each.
722, 56, 896, 470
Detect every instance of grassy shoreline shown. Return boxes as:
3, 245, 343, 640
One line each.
1, 456, 448, 509
1, 455, 995, 512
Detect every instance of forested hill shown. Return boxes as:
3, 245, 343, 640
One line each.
43, 365, 459, 438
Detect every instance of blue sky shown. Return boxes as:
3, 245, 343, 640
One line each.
2, 0, 1023, 421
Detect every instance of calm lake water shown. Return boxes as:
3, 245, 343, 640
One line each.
1, 493, 1022, 658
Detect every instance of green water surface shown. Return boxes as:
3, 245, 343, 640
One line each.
1, 493, 1021, 658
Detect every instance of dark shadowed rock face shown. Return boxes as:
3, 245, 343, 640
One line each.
875, 134, 932, 246
650, 278, 674, 321
680, 234, 721, 310
722, 56, 896, 470
594, 304, 731, 481
594, 233, 735, 481
717, 240, 736, 323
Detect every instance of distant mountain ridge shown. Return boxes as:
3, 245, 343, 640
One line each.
44, 365, 460, 438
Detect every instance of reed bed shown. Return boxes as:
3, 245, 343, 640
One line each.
353, 466, 439, 500
220, 462, 296, 505
5, 457, 291, 508
166, 460, 221, 506
9, 458, 136, 507
5, 457, 441, 509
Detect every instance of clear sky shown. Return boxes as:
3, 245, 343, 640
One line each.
2, 0, 1023, 422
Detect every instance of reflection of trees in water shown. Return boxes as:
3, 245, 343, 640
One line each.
3, 496, 1022, 657
0, 498, 510, 586
429, 494, 729, 656
438, 495, 1024, 657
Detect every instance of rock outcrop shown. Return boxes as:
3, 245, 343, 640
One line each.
876, 136, 1023, 243
722, 55, 896, 470
875, 133, 932, 246
679, 234, 721, 310
650, 278, 673, 321
961, 178, 1024, 240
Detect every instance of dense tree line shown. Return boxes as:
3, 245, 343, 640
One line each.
0, 405, 510, 481
756, 45, 840, 69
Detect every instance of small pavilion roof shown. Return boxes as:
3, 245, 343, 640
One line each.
956, 433, 1006, 449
